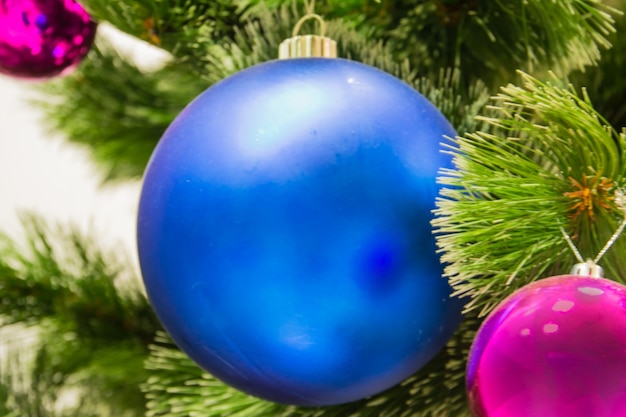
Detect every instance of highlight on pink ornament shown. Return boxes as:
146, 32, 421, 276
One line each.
467, 196, 626, 417
0, 0, 97, 79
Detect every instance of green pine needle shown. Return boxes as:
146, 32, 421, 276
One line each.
434, 71, 626, 316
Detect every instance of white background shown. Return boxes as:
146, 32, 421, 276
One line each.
0, 25, 169, 265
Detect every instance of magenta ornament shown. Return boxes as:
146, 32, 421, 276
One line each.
0, 0, 96, 79
467, 275, 626, 417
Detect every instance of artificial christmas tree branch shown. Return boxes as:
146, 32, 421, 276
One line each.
388, 0, 618, 90
80, 0, 247, 49
144, 333, 286, 417
0, 216, 161, 416
571, 2, 626, 130
0, 214, 159, 343
36, 41, 203, 181
435, 72, 626, 316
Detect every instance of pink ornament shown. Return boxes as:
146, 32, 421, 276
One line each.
0, 0, 96, 79
467, 275, 626, 417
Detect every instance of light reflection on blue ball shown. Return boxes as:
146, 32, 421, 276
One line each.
137, 58, 463, 406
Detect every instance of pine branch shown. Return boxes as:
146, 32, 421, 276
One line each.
409, 69, 490, 136
36, 39, 204, 181
0, 325, 95, 417
0, 214, 159, 341
80, 0, 247, 48
248, 0, 397, 31
434, 72, 626, 316
0, 216, 161, 416
144, 333, 288, 417
388, 0, 618, 90
0, 322, 149, 417
30, 327, 149, 416
0, 337, 52, 417
571, 3, 626, 130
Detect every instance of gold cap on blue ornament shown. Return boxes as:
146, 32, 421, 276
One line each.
278, 13, 337, 59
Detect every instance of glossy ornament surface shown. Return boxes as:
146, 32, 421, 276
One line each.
468, 275, 626, 417
138, 58, 462, 406
0, 0, 96, 79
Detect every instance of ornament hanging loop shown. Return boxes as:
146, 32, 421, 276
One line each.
278, 12, 337, 59
560, 193, 626, 278
594, 217, 626, 265
559, 226, 603, 277
292, 13, 327, 38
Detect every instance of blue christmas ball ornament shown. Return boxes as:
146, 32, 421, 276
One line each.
137, 57, 462, 406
